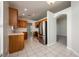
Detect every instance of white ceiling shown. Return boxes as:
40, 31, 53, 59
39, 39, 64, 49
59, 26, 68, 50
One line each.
9, 1, 71, 20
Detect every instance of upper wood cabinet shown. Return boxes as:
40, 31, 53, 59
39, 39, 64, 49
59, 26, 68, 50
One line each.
9, 7, 18, 26
17, 20, 28, 28
35, 18, 47, 28
35, 22, 40, 28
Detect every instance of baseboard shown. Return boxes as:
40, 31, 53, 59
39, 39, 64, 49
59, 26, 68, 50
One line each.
57, 35, 67, 37
2, 51, 9, 57
47, 42, 56, 46
67, 47, 79, 56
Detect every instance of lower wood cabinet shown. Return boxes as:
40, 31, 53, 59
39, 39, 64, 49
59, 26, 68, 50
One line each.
9, 34, 24, 53
23, 32, 27, 40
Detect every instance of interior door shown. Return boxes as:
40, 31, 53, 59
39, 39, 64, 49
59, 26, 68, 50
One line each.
0, 2, 3, 56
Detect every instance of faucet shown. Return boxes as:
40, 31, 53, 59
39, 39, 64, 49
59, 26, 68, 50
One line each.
11, 26, 16, 33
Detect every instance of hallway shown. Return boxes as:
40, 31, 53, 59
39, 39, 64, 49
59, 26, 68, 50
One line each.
7, 37, 78, 57
57, 36, 67, 46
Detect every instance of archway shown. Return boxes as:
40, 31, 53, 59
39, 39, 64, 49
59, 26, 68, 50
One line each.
56, 14, 67, 46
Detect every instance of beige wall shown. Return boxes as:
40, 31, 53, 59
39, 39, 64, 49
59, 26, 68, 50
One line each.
71, 2, 79, 56
3, 2, 9, 56
47, 11, 56, 46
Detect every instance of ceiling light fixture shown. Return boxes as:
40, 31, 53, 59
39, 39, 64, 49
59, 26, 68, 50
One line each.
22, 13, 25, 16
24, 8, 27, 11
47, 0, 55, 5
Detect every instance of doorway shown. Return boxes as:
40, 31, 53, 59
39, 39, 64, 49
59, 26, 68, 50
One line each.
27, 23, 32, 39
57, 14, 67, 46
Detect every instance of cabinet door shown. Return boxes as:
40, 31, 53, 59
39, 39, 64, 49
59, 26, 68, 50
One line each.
9, 8, 18, 26
17, 20, 27, 28
17, 35, 24, 50
9, 35, 24, 53
23, 32, 27, 40
9, 35, 17, 53
35, 22, 40, 28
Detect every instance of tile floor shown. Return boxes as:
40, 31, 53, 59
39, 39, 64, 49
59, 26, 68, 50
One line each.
7, 37, 78, 57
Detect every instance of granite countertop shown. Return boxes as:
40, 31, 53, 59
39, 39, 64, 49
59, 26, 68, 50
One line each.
15, 28, 27, 32
8, 32, 24, 36
8, 27, 27, 36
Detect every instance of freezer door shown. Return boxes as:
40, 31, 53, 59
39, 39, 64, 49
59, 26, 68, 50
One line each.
42, 35, 46, 44
39, 35, 46, 45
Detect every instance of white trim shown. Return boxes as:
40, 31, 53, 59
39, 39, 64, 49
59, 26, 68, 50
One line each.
55, 7, 72, 50
47, 42, 56, 46
0, 1, 3, 57
3, 51, 9, 57
67, 47, 79, 56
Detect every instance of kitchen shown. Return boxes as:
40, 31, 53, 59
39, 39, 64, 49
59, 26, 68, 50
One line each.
8, 6, 28, 53
2, 1, 79, 57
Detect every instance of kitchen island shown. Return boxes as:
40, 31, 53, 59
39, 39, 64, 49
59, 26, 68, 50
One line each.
9, 33, 24, 53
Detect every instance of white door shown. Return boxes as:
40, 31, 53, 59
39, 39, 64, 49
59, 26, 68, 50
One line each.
0, 2, 3, 56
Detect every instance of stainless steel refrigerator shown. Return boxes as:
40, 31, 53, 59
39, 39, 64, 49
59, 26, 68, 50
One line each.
39, 21, 47, 45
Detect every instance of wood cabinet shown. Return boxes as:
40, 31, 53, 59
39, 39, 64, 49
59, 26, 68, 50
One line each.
23, 32, 27, 40
17, 20, 28, 28
35, 18, 47, 45
9, 34, 24, 53
35, 22, 40, 28
9, 7, 18, 26
35, 18, 47, 28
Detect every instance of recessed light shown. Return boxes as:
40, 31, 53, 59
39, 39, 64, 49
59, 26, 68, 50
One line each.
47, 1, 55, 5
22, 13, 25, 16
24, 8, 27, 11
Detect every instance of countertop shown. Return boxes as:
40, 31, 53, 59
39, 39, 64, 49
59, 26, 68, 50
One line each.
8, 32, 24, 36
15, 28, 27, 32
